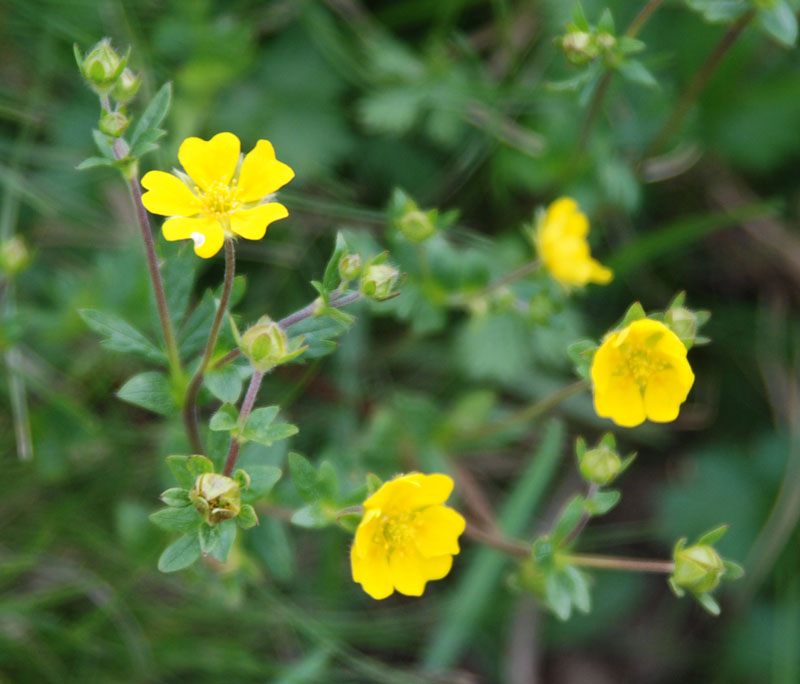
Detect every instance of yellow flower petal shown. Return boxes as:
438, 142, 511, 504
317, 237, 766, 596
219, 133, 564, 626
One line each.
238, 140, 295, 203
590, 260, 613, 284
593, 376, 646, 427
141, 171, 201, 217
230, 203, 288, 240
644, 367, 694, 422
421, 554, 453, 581
162, 216, 225, 259
389, 546, 427, 596
178, 132, 241, 191
363, 473, 454, 511
351, 544, 394, 600
353, 508, 381, 558
413, 505, 465, 558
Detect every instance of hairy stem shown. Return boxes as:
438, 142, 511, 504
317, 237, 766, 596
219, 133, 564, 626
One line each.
563, 553, 675, 574
464, 521, 531, 559
183, 239, 236, 453
644, 10, 755, 159
223, 369, 264, 476
577, 0, 667, 154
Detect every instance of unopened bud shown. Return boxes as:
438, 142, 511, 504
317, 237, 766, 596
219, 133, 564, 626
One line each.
579, 446, 621, 485
0, 237, 30, 277
560, 31, 598, 65
397, 208, 437, 243
596, 32, 616, 51
111, 68, 141, 104
672, 542, 725, 594
360, 263, 400, 301
99, 110, 130, 137
76, 39, 128, 95
240, 316, 306, 372
338, 253, 362, 281
665, 305, 709, 349
190, 473, 241, 525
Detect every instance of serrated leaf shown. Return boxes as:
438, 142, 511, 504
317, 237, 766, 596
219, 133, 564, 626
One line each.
291, 502, 332, 529
129, 82, 172, 147
150, 506, 201, 533
242, 407, 298, 446
209, 404, 239, 431
117, 372, 177, 416
76, 156, 115, 170
288, 452, 323, 503
209, 520, 237, 562
552, 495, 586, 544
205, 364, 243, 404
617, 59, 658, 88
79, 309, 165, 363
158, 533, 201, 573
758, 1, 797, 47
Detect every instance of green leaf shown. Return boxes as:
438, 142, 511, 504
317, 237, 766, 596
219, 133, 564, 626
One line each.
79, 309, 165, 363
291, 502, 332, 528
617, 59, 658, 88
162, 246, 197, 326
250, 518, 295, 581
205, 364, 244, 404
242, 407, 298, 446
117, 372, 177, 416
597, 8, 615, 34
150, 506, 201, 533
758, 1, 798, 47
287, 314, 352, 360
696, 524, 728, 546
209, 404, 239, 432
92, 129, 114, 159
545, 568, 573, 620
584, 489, 621, 515
76, 156, 115, 170
129, 82, 172, 147
323, 233, 349, 294
552, 495, 586, 544
179, 276, 246, 356
158, 533, 201, 573
129, 127, 167, 158
563, 565, 591, 614
685, 0, 748, 23
288, 452, 324, 503
242, 465, 282, 501
567, 339, 597, 379
198, 523, 221, 554
571, 2, 590, 30
317, 461, 339, 501
209, 520, 237, 562
160, 488, 190, 507
167, 455, 195, 489
186, 455, 214, 476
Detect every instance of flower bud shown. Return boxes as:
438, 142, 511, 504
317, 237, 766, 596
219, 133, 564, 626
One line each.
672, 542, 725, 594
338, 253, 362, 281
76, 39, 128, 95
241, 316, 290, 372
560, 30, 599, 65
111, 68, 142, 104
579, 446, 621, 485
0, 237, 30, 277
397, 208, 437, 243
99, 110, 130, 137
360, 263, 400, 301
189, 473, 241, 525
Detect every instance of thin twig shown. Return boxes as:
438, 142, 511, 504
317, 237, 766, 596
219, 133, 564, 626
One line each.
183, 239, 236, 453
563, 553, 675, 573
223, 370, 264, 476
463, 521, 531, 559
450, 260, 540, 306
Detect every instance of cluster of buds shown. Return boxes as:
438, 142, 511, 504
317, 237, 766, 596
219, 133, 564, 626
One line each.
389, 188, 438, 243
575, 433, 635, 486
74, 39, 142, 138
240, 316, 307, 373
557, 6, 644, 69
359, 253, 401, 301
668, 526, 744, 615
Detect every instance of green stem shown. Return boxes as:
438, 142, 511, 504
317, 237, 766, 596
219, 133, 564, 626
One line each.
223, 369, 264, 476
563, 553, 675, 573
644, 10, 755, 159
183, 238, 236, 453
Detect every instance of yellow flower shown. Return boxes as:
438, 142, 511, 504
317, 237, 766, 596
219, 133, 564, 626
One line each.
591, 318, 695, 427
535, 197, 613, 287
351, 473, 465, 600
140, 132, 294, 258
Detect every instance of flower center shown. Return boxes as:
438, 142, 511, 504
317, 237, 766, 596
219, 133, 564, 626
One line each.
199, 180, 240, 220
618, 345, 668, 390
374, 511, 418, 552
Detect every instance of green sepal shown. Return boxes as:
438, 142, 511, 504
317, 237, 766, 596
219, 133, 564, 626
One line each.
233, 469, 251, 490
695, 592, 721, 616
599, 432, 616, 450
575, 437, 587, 463
619, 301, 647, 328
160, 488, 191, 507
567, 339, 597, 380
696, 525, 728, 547
597, 8, 615, 34
668, 576, 685, 598
366, 472, 383, 496
723, 560, 745, 581
237, 504, 259, 529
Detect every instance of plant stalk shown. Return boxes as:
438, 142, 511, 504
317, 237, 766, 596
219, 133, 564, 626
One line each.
183, 238, 236, 453
223, 369, 264, 476
563, 553, 675, 573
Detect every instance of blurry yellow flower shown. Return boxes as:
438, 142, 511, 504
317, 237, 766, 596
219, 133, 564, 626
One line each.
536, 197, 612, 287
351, 473, 465, 600
141, 132, 294, 258
591, 318, 694, 427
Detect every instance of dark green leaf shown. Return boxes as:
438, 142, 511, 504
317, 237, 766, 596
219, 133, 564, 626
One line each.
150, 506, 201, 533
205, 364, 244, 404
130, 82, 172, 147
323, 232, 349, 294
117, 372, 177, 416
79, 309, 165, 363
288, 452, 323, 503
696, 524, 728, 546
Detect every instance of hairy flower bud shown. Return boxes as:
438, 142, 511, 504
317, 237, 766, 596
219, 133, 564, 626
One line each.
76, 39, 128, 95
240, 316, 306, 372
190, 473, 241, 525
111, 68, 142, 104
99, 110, 130, 137
560, 30, 598, 65
579, 446, 621, 485
360, 263, 400, 301
0, 237, 30, 277
672, 543, 725, 594
338, 253, 363, 281
397, 208, 437, 243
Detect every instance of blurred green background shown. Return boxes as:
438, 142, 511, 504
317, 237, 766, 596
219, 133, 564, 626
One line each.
2, 0, 800, 682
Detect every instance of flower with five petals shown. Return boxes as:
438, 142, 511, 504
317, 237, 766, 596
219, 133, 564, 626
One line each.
140, 132, 294, 258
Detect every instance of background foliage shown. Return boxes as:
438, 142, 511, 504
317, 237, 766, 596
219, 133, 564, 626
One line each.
2, 0, 800, 682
